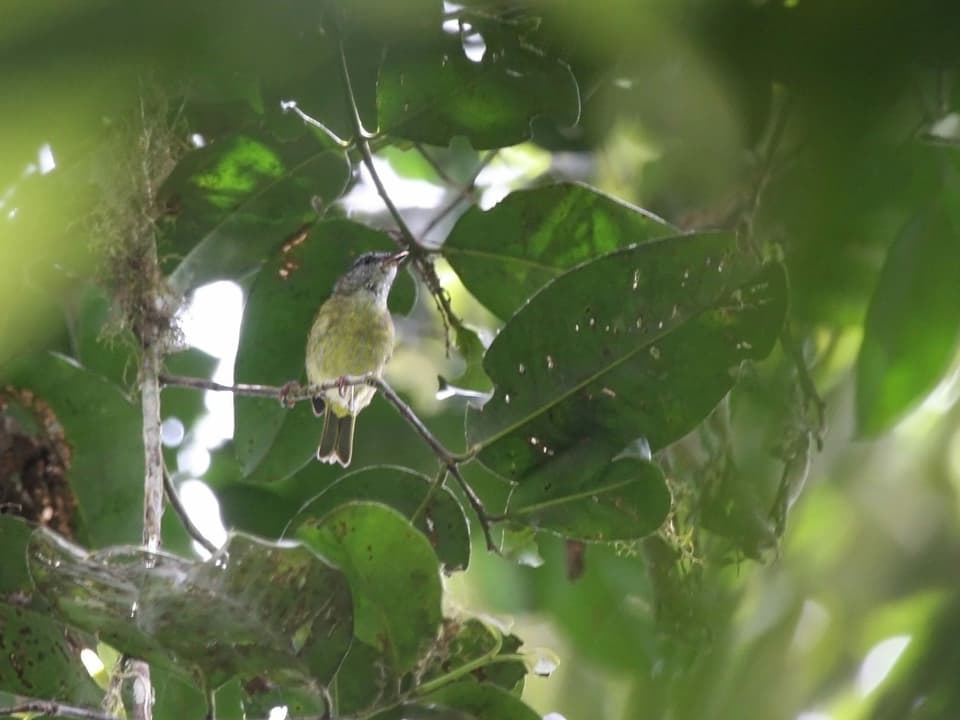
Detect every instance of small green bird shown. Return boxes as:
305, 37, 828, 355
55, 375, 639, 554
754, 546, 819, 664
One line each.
306, 249, 407, 467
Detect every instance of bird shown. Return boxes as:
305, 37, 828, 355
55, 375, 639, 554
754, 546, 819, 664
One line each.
305, 249, 408, 467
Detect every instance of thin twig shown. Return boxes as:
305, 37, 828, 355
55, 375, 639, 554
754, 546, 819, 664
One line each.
410, 466, 448, 525
333, 26, 466, 353
0, 701, 122, 720
163, 467, 218, 555
421, 150, 498, 238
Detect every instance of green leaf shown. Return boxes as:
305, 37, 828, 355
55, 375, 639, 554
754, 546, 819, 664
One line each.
286, 466, 470, 571
28, 528, 353, 692
467, 233, 788, 481
421, 618, 527, 695
444, 183, 674, 320
330, 639, 390, 716
0, 604, 103, 705
856, 204, 960, 435
290, 501, 442, 675
233, 219, 414, 479
418, 680, 541, 720
378, 33, 579, 149
0, 515, 33, 599
0, 352, 144, 546
159, 132, 350, 293
506, 445, 670, 541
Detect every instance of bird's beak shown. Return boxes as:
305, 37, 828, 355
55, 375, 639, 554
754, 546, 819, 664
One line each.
384, 249, 410, 267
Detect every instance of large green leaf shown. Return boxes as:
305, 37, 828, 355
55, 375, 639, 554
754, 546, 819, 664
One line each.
420, 618, 527, 695
378, 32, 579, 149
27, 528, 353, 692
0, 352, 144, 546
290, 501, 442, 675
505, 446, 670, 542
444, 183, 674, 320
0, 604, 103, 706
856, 204, 960, 435
0, 516, 33, 599
160, 132, 350, 293
466, 233, 787, 481
233, 219, 414, 479
286, 466, 470, 571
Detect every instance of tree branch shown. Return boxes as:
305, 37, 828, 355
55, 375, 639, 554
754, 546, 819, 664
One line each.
158, 373, 496, 550
0, 700, 122, 720
163, 466, 218, 555
333, 27, 466, 353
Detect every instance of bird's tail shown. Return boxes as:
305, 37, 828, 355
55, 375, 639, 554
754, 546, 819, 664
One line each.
317, 409, 355, 467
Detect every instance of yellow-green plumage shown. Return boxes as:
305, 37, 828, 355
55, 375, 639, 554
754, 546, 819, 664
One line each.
305, 251, 404, 466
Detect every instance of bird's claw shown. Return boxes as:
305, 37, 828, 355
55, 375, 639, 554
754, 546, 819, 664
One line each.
337, 376, 349, 398
279, 381, 298, 409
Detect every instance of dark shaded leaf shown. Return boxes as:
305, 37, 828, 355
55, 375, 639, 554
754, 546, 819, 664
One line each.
287, 466, 470, 571
378, 33, 579, 149
0, 515, 33, 599
506, 446, 670, 541
331, 639, 392, 716
160, 132, 350, 293
0, 604, 103, 706
856, 204, 960, 435
234, 219, 415, 480
419, 680, 541, 720
290, 501, 442, 674
28, 528, 353, 692
444, 183, 674, 320
467, 233, 787, 481
0, 352, 144, 546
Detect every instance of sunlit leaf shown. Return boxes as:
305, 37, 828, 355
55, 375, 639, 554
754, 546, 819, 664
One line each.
467, 233, 787, 481
506, 445, 670, 541
290, 501, 442, 675
0, 352, 144, 546
27, 528, 353, 692
160, 132, 350, 293
856, 203, 960, 435
287, 466, 470, 571
233, 220, 415, 480
378, 33, 579, 149
444, 183, 674, 320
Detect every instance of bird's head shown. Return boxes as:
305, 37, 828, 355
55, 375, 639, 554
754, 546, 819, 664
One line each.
333, 249, 409, 303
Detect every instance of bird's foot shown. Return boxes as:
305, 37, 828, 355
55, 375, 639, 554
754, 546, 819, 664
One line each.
278, 381, 299, 408
337, 375, 350, 398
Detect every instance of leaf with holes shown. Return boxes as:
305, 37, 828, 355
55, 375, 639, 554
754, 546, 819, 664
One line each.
160, 131, 350, 293
856, 204, 960, 436
505, 443, 670, 541
285, 466, 470, 571
467, 232, 787, 481
378, 33, 579, 149
289, 501, 442, 675
234, 219, 415, 480
28, 528, 353, 692
444, 183, 674, 320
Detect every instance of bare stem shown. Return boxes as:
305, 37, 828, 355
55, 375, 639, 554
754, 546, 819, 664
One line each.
0, 701, 122, 720
422, 150, 498, 238
163, 466, 218, 555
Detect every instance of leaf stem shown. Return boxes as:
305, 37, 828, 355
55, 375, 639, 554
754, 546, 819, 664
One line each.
410, 466, 448, 526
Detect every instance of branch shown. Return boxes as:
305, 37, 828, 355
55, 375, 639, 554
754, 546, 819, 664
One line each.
163, 467, 218, 555
158, 373, 496, 551
333, 27, 466, 353
421, 150, 498, 238
0, 700, 122, 720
